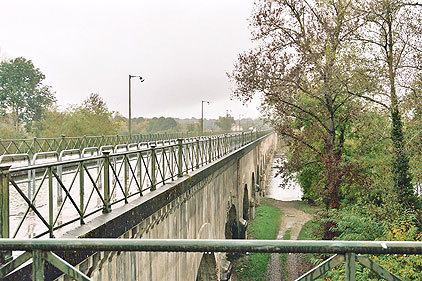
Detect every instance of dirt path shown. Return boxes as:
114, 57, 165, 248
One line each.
266, 201, 314, 281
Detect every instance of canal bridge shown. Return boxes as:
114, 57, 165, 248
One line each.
0, 131, 278, 280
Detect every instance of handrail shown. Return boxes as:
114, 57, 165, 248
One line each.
0, 131, 229, 156
32, 151, 59, 165
0, 239, 419, 254
0, 153, 31, 167
115, 144, 128, 152
0, 239, 415, 281
59, 149, 81, 160
0, 131, 271, 239
81, 147, 99, 158
99, 145, 114, 154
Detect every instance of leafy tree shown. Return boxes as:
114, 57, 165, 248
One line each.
81, 92, 109, 114
36, 93, 118, 137
147, 117, 178, 132
186, 123, 200, 133
215, 115, 235, 132
0, 57, 55, 132
354, 0, 422, 209
231, 1, 367, 201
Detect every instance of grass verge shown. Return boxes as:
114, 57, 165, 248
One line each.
234, 197, 282, 281
297, 219, 323, 268
294, 200, 320, 215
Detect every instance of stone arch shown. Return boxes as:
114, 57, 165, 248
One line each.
257, 164, 262, 195
225, 205, 239, 261
196, 253, 217, 281
251, 172, 256, 199
225, 205, 238, 239
242, 185, 249, 221
250, 172, 256, 219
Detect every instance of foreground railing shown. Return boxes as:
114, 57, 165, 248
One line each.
0, 239, 415, 280
0, 131, 267, 239
0, 131, 222, 156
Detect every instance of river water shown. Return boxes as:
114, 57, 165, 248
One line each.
265, 154, 303, 201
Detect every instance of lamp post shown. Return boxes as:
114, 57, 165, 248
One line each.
201, 101, 210, 134
238, 114, 243, 132
128, 75, 144, 140
226, 109, 232, 132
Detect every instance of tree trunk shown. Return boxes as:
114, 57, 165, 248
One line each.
386, 15, 416, 209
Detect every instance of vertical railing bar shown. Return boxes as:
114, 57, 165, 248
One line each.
0, 165, 11, 263
32, 249, 44, 281
79, 162, 85, 225
345, 252, 356, 281
150, 145, 156, 191
195, 138, 200, 169
137, 151, 143, 195
103, 152, 111, 213
177, 139, 183, 178
162, 147, 166, 185
48, 167, 54, 238
124, 155, 129, 201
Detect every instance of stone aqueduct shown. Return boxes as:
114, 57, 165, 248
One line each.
9, 133, 277, 280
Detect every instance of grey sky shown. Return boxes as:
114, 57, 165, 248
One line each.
0, 0, 261, 120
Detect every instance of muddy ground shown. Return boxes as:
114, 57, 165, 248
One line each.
266, 201, 314, 281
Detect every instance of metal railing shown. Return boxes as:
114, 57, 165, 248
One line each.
0, 131, 224, 156
0, 239, 415, 280
0, 131, 267, 239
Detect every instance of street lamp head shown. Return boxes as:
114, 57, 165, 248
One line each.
129, 75, 145, 82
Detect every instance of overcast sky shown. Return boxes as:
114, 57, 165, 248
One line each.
0, 0, 261, 120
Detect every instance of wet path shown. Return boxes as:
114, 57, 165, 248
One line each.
265, 154, 313, 280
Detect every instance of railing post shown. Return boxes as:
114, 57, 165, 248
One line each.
345, 253, 356, 281
32, 249, 44, 281
33, 137, 39, 153
0, 165, 11, 263
150, 145, 156, 191
124, 155, 129, 199
162, 147, 166, 185
208, 137, 212, 163
224, 134, 227, 155
103, 151, 111, 213
217, 137, 220, 158
177, 138, 183, 177
170, 145, 174, 181
57, 162, 63, 205
137, 151, 143, 195
31, 164, 36, 201
48, 167, 54, 238
60, 134, 66, 153
79, 162, 85, 225
242, 132, 245, 146
196, 138, 200, 169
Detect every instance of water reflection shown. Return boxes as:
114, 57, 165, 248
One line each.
266, 155, 303, 201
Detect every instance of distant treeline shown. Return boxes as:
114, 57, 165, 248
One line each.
0, 56, 268, 139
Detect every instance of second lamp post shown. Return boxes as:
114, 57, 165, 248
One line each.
201, 100, 210, 134
128, 75, 144, 140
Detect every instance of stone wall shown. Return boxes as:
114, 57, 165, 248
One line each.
55, 133, 277, 281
